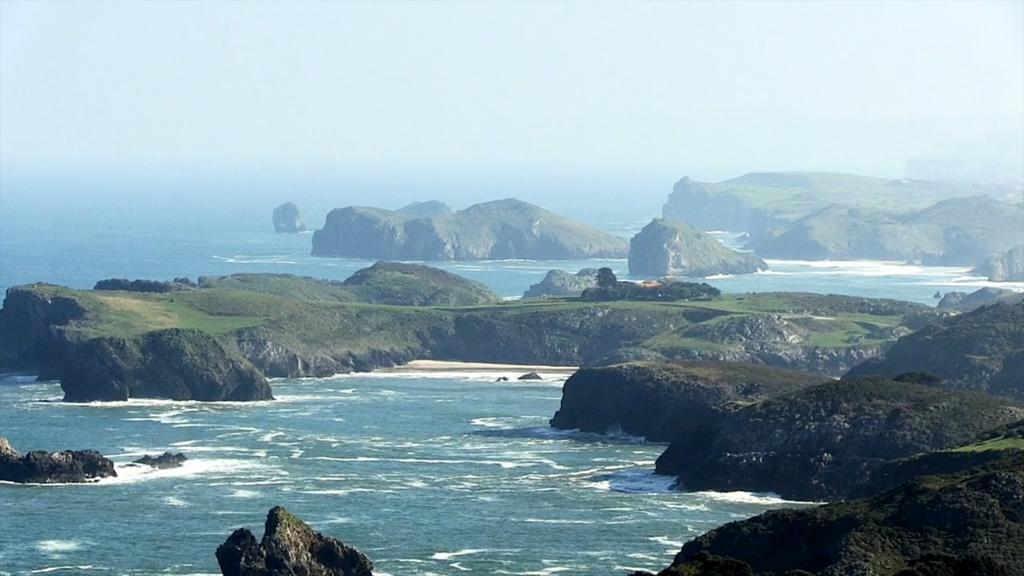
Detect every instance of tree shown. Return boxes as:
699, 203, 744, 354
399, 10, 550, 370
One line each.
596, 267, 617, 288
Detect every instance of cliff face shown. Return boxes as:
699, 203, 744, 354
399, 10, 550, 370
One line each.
655, 377, 1024, 501
665, 451, 1024, 576
217, 507, 374, 576
0, 285, 87, 376
60, 328, 273, 402
845, 301, 1024, 401
311, 199, 628, 261
662, 177, 756, 232
973, 245, 1024, 282
272, 202, 306, 233
549, 362, 825, 441
628, 219, 765, 278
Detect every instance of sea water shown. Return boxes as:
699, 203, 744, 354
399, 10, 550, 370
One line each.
0, 372, 804, 575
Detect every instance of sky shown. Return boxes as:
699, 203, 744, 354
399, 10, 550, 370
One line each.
1, 0, 1022, 216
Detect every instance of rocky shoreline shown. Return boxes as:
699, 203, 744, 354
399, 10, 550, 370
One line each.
0, 437, 116, 484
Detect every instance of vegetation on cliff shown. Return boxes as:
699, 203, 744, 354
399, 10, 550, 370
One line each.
655, 376, 1024, 501
845, 300, 1024, 401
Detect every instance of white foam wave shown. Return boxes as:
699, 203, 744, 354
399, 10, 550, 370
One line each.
164, 496, 188, 507
102, 458, 271, 485
691, 490, 818, 505
29, 567, 97, 574
36, 540, 82, 553
430, 549, 487, 561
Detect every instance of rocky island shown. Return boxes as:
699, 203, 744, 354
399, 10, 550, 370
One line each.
310, 198, 628, 260
272, 202, 306, 233
628, 218, 765, 278
522, 268, 599, 298
0, 437, 117, 484
217, 506, 374, 576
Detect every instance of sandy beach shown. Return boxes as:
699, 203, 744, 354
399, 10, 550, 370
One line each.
377, 359, 579, 377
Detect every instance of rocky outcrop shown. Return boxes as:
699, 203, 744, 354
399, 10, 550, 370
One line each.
0, 285, 87, 377
60, 328, 273, 402
311, 199, 628, 261
216, 506, 374, 576
936, 286, 1022, 311
655, 376, 1024, 501
133, 452, 187, 469
522, 269, 599, 299
272, 202, 306, 233
664, 451, 1024, 576
662, 177, 756, 232
518, 372, 543, 380
94, 278, 197, 293
0, 437, 116, 484
846, 301, 1024, 401
551, 362, 824, 442
973, 245, 1024, 282
628, 219, 765, 278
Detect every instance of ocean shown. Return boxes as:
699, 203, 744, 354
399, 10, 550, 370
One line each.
1, 202, 1021, 575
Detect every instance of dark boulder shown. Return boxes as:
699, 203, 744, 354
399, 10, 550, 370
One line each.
216, 506, 374, 576
0, 437, 116, 484
133, 452, 187, 469
518, 372, 543, 380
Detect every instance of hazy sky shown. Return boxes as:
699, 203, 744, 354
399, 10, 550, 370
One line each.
1, 0, 1022, 210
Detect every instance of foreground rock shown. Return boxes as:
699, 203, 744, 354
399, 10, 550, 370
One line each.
272, 202, 306, 233
846, 300, 1024, 401
550, 362, 824, 441
658, 451, 1024, 576
973, 244, 1024, 281
628, 218, 765, 278
0, 437, 116, 484
133, 452, 187, 469
311, 198, 627, 260
61, 328, 273, 402
217, 506, 374, 576
656, 376, 1024, 501
522, 269, 599, 299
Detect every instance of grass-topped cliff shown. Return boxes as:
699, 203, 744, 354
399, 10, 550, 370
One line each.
311, 198, 628, 260
0, 266, 940, 401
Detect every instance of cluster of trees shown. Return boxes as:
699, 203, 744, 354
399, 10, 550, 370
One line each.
579, 268, 720, 302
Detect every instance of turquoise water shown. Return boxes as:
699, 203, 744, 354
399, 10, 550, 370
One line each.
0, 372, 797, 575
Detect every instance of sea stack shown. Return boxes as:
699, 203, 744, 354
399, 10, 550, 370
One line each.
273, 202, 307, 233
628, 218, 765, 278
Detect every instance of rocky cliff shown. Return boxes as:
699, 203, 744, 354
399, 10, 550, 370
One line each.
549, 362, 824, 441
272, 202, 306, 233
217, 506, 374, 576
628, 219, 765, 278
655, 376, 1024, 501
845, 301, 1024, 401
522, 269, 599, 299
0, 437, 117, 484
311, 199, 628, 260
973, 245, 1024, 281
660, 451, 1024, 576
60, 328, 273, 402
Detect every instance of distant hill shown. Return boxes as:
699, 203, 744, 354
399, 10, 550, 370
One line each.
751, 195, 1024, 264
311, 198, 628, 260
663, 171, 1017, 231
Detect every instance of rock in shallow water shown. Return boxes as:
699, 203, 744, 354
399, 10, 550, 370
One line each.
0, 436, 116, 484
217, 506, 374, 576
133, 452, 187, 469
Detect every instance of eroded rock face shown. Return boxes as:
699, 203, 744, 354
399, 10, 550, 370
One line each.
628, 219, 765, 278
217, 506, 374, 576
272, 202, 306, 233
0, 437, 117, 484
973, 245, 1024, 281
